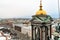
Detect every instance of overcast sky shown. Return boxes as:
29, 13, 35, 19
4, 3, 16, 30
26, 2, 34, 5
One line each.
0, 0, 60, 18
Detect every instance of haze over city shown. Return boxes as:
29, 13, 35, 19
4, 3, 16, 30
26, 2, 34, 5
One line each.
0, 0, 60, 18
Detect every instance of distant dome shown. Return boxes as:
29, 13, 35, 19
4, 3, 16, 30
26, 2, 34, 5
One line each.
36, 10, 46, 15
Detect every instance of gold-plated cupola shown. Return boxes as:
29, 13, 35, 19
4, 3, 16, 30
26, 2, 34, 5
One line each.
36, 0, 46, 15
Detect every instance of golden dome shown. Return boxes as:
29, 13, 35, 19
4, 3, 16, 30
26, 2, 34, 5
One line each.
36, 10, 46, 15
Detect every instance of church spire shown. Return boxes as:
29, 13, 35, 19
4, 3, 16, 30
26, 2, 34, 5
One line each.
40, 0, 42, 10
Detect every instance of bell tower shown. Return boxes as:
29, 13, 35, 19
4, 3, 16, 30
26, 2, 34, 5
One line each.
31, 0, 53, 40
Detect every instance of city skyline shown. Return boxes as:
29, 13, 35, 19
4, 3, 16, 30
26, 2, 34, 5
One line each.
0, 0, 60, 18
